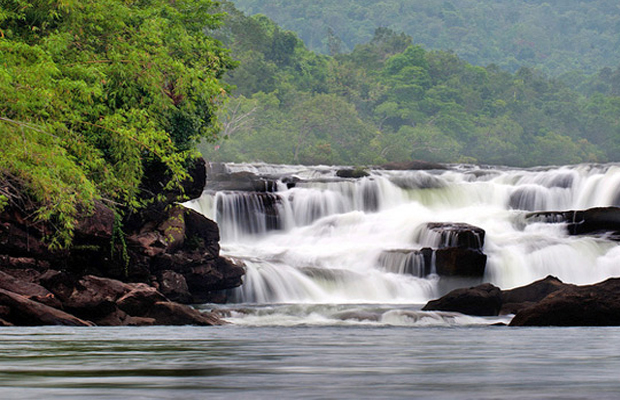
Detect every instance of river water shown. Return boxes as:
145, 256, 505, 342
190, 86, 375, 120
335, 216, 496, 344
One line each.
4, 163, 620, 398
2, 325, 620, 399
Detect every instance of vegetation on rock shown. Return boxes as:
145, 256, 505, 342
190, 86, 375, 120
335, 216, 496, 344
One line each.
0, 0, 234, 248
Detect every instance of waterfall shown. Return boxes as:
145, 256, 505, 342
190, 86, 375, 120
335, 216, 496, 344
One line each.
184, 162, 620, 305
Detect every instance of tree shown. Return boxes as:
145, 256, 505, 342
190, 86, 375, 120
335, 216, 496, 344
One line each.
0, 0, 234, 247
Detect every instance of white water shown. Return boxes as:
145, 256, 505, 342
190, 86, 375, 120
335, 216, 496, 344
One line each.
185, 163, 620, 311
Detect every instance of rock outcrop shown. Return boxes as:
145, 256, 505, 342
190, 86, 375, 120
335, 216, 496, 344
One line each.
509, 278, 620, 326
0, 157, 243, 326
422, 283, 502, 316
423, 275, 620, 326
526, 206, 620, 238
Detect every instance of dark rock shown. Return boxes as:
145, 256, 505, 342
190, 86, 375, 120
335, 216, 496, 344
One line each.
336, 168, 370, 178
435, 247, 487, 278
418, 222, 486, 250
116, 284, 168, 316
158, 270, 192, 304
422, 283, 502, 316
63, 275, 133, 319
0, 288, 94, 326
526, 206, 620, 237
281, 176, 300, 189
94, 307, 156, 326
501, 275, 571, 314
0, 269, 61, 308
144, 302, 224, 326
380, 160, 447, 170
38, 270, 77, 303
510, 278, 620, 326
207, 170, 277, 192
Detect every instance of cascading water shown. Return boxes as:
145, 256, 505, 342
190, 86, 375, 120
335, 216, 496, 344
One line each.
185, 162, 620, 325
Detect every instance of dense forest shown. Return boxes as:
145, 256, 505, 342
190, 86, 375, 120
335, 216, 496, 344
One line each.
231, 0, 620, 77
0, 0, 234, 246
199, 1, 620, 167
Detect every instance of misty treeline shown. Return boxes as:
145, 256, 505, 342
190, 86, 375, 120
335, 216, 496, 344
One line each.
201, 2, 620, 167
231, 0, 620, 77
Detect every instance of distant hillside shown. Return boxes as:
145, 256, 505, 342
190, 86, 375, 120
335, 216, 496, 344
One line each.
230, 0, 620, 76
197, 2, 620, 168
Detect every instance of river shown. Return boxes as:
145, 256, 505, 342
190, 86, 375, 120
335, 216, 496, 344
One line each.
1, 324, 620, 399
4, 162, 620, 398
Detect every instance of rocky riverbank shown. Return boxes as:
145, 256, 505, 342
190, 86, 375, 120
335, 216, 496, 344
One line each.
423, 275, 620, 326
0, 158, 245, 326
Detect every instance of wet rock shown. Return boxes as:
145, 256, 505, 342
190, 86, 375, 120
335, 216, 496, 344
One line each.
144, 302, 224, 326
418, 222, 486, 250
501, 275, 572, 315
510, 278, 620, 326
435, 247, 487, 278
336, 168, 370, 178
422, 283, 502, 316
207, 170, 278, 192
526, 206, 620, 237
0, 288, 94, 326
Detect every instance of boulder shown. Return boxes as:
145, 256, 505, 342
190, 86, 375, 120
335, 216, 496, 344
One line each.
157, 270, 192, 304
526, 206, 620, 238
206, 169, 278, 192
434, 247, 487, 278
421, 222, 486, 250
0, 288, 94, 326
422, 283, 502, 316
336, 168, 370, 178
500, 275, 572, 314
144, 302, 224, 326
62, 275, 133, 319
0, 269, 61, 308
116, 284, 168, 316
510, 278, 620, 326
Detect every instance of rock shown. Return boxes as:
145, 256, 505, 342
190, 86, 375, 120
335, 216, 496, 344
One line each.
422, 283, 502, 316
157, 270, 192, 304
157, 205, 186, 252
0, 269, 61, 308
0, 288, 94, 326
116, 284, 168, 316
500, 275, 572, 314
509, 278, 620, 326
336, 168, 370, 178
526, 206, 620, 238
379, 160, 447, 170
206, 169, 278, 192
435, 247, 487, 278
420, 222, 486, 250
74, 201, 114, 241
144, 302, 224, 326
63, 275, 133, 319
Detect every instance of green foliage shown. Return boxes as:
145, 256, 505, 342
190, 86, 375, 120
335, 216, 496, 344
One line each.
0, 0, 234, 248
231, 0, 620, 76
201, 4, 620, 169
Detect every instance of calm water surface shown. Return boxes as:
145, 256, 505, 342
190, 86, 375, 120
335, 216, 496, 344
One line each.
1, 324, 619, 399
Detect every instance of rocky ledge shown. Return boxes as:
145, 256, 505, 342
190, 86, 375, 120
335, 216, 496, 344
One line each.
0, 158, 245, 326
423, 275, 620, 326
